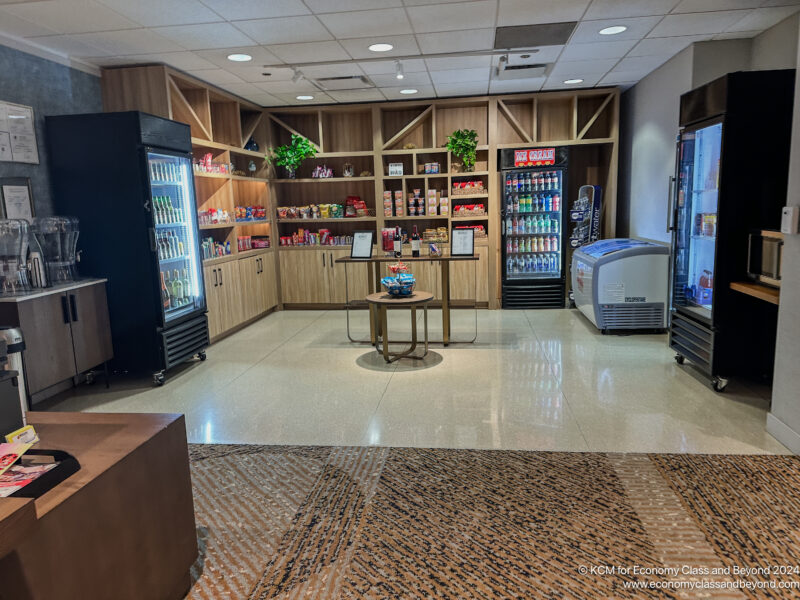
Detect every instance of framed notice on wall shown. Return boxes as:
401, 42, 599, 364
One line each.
351, 231, 374, 259
0, 101, 39, 164
451, 228, 474, 256
0, 178, 35, 222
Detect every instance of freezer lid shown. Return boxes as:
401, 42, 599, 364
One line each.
580, 238, 659, 258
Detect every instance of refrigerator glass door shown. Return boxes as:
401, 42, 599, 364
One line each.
502, 167, 563, 280
672, 122, 722, 322
147, 151, 205, 324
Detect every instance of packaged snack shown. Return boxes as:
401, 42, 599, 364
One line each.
394, 190, 403, 201
383, 190, 392, 201
287, 206, 299, 219
320, 204, 330, 218
299, 206, 310, 219
413, 188, 421, 198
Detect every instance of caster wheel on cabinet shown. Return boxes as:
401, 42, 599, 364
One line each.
198, 351, 207, 362
711, 377, 729, 393
675, 354, 685, 365
153, 372, 165, 386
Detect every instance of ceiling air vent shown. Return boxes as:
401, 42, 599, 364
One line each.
494, 22, 577, 49
314, 75, 375, 91
495, 62, 549, 80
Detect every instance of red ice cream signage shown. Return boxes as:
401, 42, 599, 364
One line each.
514, 148, 556, 167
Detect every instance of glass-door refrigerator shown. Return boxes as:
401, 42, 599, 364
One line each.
500, 147, 568, 308
46, 112, 208, 384
669, 70, 795, 392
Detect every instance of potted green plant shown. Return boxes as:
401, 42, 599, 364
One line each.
266, 134, 317, 179
446, 129, 478, 173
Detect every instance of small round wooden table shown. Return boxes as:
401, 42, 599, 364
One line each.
365, 290, 433, 363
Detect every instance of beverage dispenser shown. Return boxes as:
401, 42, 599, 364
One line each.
0, 219, 32, 296
32, 216, 80, 284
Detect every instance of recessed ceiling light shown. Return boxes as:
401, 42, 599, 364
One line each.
368, 43, 393, 52
563, 78, 584, 84
296, 95, 314, 100
599, 25, 627, 35
227, 53, 252, 62
395, 60, 404, 80
399, 89, 418, 95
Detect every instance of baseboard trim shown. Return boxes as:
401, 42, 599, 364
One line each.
766, 413, 800, 455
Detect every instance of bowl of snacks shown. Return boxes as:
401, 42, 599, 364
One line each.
381, 273, 416, 297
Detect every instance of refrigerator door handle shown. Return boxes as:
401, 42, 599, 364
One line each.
61, 295, 71, 324
69, 294, 78, 322
148, 228, 156, 252
667, 176, 676, 233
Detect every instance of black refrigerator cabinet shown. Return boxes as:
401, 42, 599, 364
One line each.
46, 111, 209, 385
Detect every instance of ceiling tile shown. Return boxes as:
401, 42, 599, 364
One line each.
228, 66, 295, 82
85, 56, 144, 67
426, 55, 492, 70
570, 16, 663, 42
200, 0, 310, 20
187, 68, 246, 85
3, 0, 138, 34
380, 84, 436, 99
584, 0, 679, 19
26, 33, 112, 57
429, 67, 491, 84
369, 71, 432, 86
154, 23, 255, 50
407, 0, 497, 33
760, 0, 800, 6
0, 9, 59, 37
497, 0, 589, 27
74, 28, 185, 55
560, 39, 637, 60
272, 91, 335, 105
490, 47, 565, 65
194, 46, 282, 69
317, 8, 412, 38
403, 0, 473, 5
725, 6, 800, 31
672, 0, 761, 12
434, 81, 490, 97
648, 10, 750, 36
306, 0, 403, 11
416, 28, 495, 53
253, 79, 321, 93
549, 57, 618, 75
339, 34, 420, 59
611, 54, 670, 72
599, 70, 646, 84
628, 34, 708, 56
220, 81, 268, 96
543, 73, 602, 89
358, 59, 427, 74
233, 16, 331, 45
267, 40, 351, 63
327, 89, 386, 102
300, 62, 365, 78
240, 92, 285, 106
488, 77, 546, 93
96, 0, 220, 27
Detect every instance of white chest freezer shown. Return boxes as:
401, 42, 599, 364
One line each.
571, 239, 669, 331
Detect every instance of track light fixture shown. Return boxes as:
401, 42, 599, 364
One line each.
395, 60, 404, 80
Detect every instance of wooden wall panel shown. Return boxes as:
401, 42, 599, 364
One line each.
436, 105, 488, 146
537, 98, 573, 142
323, 111, 372, 152
101, 66, 170, 117
210, 101, 242, 147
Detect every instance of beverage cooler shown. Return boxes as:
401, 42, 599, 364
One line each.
46, 112, 208, 385
500, 147, 567, 308
669, 70, 794, 391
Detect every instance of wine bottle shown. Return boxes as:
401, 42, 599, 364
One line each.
411, 225, 420, 257
393, 226, 402, 258
182, 268, 191, 301
161, 271, 171, 310
172, 269, 183, 306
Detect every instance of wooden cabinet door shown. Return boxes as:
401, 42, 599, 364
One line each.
203, 265, 223, 338
217, 260, 244, 330
327, 248, 369, 304
279, 250, 329, 304
238, 256, 261, 322
68, 283, 114, 373
19, 293, 77, 394
476, 246, 489, 303
260, 254, 279, 310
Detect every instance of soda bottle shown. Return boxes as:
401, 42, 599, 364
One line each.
512, 172, 518, 191
513, 238, 519, 253
506, 238, 513, 254
552, 171, 559, 189
552, 218, 559, 234
525, 173, 532, 193
505, 215, 512, 234
527, 194, 533, 212
506, 174, 512, 194
506, 196, 513, 213
543, 236, 550, 252
507, 257, 514, 273
513, 194, 520, 212
553, 193, 560, 212
527, 237, 533, 253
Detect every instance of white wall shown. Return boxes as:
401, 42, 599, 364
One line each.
692, 39, 752, 87
620, 46, 693, 243
751, 12, 799, 71
767, 17, 800, 453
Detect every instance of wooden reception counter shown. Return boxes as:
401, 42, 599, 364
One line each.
0, 412, 197, 600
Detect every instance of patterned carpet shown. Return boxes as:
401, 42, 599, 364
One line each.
186, 445, 800, 599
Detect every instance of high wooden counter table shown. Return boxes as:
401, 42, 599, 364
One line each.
0, 412, 197, 600
336, 255, 479, 346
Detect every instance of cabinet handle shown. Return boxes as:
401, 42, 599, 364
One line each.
61, 295, 70, 324
69, 294, 78, 322
322, 253, 326, 267
256, 258, 260, 274
219, 268, 223, 286
258, 258, 262, 274
330, 252, 333, 269
213, 268, 218, 287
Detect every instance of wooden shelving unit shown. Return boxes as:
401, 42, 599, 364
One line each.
730, 281, 780, 305
102, 65, 620, 311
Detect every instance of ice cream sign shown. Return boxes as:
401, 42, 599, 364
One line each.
514, 148, 555, 167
